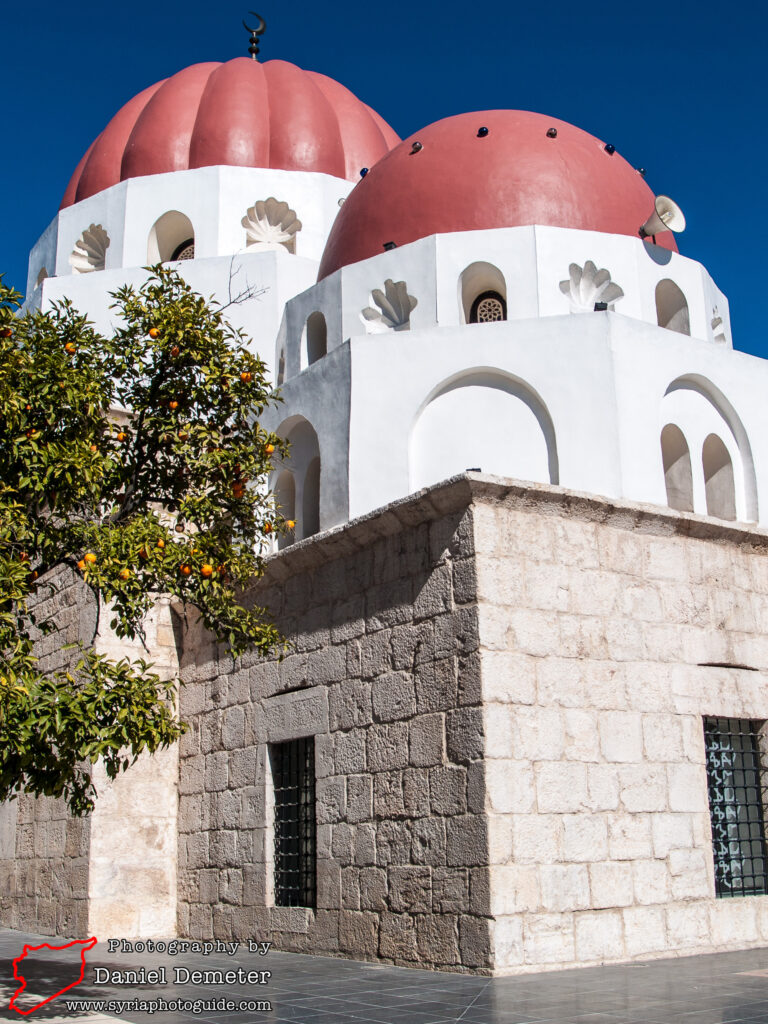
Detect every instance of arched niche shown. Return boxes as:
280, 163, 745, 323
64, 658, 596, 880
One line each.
660, 423, 693, 512
147, 211, 195, 264
662, 374, 757, 521
410, 369, 558, 492
276, 347, 286, 386
656, 279, 690, 335
301, 313, 327, 369
459, 262, 507, 325
275, 415, 321, 541
36, 267, 48, 289
273, 470, 296, 550
703, 434, 736, 521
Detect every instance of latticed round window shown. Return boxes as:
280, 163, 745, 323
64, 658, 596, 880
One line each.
171, 239, 195, 261
470, 290, 507, 323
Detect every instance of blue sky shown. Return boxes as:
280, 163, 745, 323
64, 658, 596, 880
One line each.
3, 0, 766, 357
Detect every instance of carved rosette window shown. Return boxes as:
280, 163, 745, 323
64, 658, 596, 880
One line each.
470, 291, 506, 323
171, 239, 195, 261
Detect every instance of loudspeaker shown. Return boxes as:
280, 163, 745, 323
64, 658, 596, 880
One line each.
639, 195, 686, 238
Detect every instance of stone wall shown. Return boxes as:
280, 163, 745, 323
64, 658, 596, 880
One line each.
473, 478, 768, 973
0, 566, 95, 936
177, 492, 493, 972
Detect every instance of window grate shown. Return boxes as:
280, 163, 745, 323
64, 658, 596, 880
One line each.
272, 737, 316, 908
704, 716, 768, 898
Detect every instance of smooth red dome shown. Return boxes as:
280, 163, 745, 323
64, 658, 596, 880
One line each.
60, 58, 400, 208
318, 110, 677, 279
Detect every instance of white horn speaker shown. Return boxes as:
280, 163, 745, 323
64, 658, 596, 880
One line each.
639, 195, 686, 238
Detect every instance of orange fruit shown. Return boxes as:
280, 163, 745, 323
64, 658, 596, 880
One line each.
156, 539, 165, 549
169, 400, 179, 411
171, 346, 180, 356
90, 444, 98, 452
84, 552, 97, 564
180, 564, 191, 576
286, 519, 296, 529
263, 522, 273, 534
119, 568, 131, 580
240, 371, 252, 383
65, 342, 76, 354
25, 404, 31, 411
116, 431, 127, 442
19, 552, 28, 562
232, 483, 245, 499
201, 564, 213, 577
178, 431, 189, 441
31, 570, 38, 581
77, 559, 86, 571
149, 327, 160, 339
265, 443, 275, 455
0, 326, 11, 338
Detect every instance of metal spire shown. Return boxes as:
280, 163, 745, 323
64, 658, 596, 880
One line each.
243, 13, 266, 60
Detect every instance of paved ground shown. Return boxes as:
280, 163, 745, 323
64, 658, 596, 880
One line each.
3, 929, 768, 1024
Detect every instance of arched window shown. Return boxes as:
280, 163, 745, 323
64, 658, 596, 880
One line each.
660, 424, 693, 512
147, 211, 195, 264
656, 280, 690, 335
274, 470, 296, 550
303, 457, 321, 538
303, 313, 327, 368
460, 262, 507, 324
703, 434, 736, 521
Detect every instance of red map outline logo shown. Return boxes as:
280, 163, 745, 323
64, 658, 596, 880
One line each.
9, 936, 98, 1015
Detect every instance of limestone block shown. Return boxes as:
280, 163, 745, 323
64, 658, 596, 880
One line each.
599, 711, 643, 763
466, 760, 486, 814
331, 823, 354, 864
409, 713, 445, 767
263, 689, 329, 743
389, 866, 432, 913
621, 583, 663, 623
487, 814, 514, 864
429, 766, 467, 816
379, 911, 418, 960
491, 917, 525, 969
597, 529, 645, 576
536, 657, 585, 708
353, 823, 377, 866
491, 864, 539, 914
483, 704, 514, 758
622, 905, 666, 956
709, 898, 759, 946
360, 631, 391, 679
646, 539, 687, 581
372, 671, 417, 723
446, 816, 487, 867
209, 829, 237, 867
540, 864, 590, 912
524, 561, 570, 613
589, 861, 633, 909
367, 723, 409, 772
434, 606, 479, 660
330, 595, 366, 644
651, 813, 694, 858
204, 751, 229, 792
446, 707, 484, 764
552, 519, 600, 570
535, 763, 589, 813
666, 903, 710, 947
341, 866, 361, 909
328, 681, 372, 731
432, 867, 469, 914
667, 764, 709, 813
668, 848, 711, 900
642, 714, 685, 762
403, 768, 432, 817
619, 765, 668, 813
486, 761, 535, 814
523, 912, 575, 965
512, 706, 565, 761
415, 658, 458, 713
376, 820, 412, 866
453, 558, 478, 606
482, 651, 537, 705
627, 861, 666, 912
359, 867, 388, 911
417, 913, 460, 965
574, 909, 624, 962
339, 910, 379, 956
562, 815, 608, 863
478, 557, 526, 608
374, 773, 406, 819
509, 609, 559, 658
561, 708, 600, 763
608, 815, 653, 860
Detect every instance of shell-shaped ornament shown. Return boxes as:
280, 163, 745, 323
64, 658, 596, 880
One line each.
559, 260, 624, 312
69, 224, 110, 273
242, 198, 302, 254
361, 279, 418, 333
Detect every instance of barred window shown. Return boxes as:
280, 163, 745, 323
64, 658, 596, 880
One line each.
271, 737, 316, 908
704, 717, 768, 897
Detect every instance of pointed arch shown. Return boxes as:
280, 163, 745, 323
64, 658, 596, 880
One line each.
703, 434, 736, 521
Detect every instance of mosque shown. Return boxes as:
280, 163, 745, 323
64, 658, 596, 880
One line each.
3, 29, 768, 975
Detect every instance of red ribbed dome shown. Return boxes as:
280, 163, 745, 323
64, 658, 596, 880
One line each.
318, 110, 677, 279
60, 59, 400, 208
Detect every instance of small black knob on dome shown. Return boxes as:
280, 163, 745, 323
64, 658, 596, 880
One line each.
477, 127, 489, 137
546, 127, 558, 138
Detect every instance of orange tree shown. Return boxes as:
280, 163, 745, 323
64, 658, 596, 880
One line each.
0, 266, 289, 814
